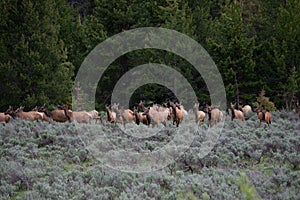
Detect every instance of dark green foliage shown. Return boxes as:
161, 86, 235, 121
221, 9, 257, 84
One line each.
206, 1, 259, 103
254, 0, 300, 108
0, 0, 74, 110
1, 0, 300, 111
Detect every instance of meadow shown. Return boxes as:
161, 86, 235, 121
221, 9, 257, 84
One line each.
0, 111, 299, 200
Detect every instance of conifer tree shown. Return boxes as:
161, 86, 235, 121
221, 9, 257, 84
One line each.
0, 0, 74, 109
206, 1, 259, 104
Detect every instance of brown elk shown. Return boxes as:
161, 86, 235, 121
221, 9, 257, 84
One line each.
193, 103, 206, 124
60, 104, 73, 122
255, 107, 272, 127
40, 104, 72, 122
14, 106, 43, 121
205, 105, 223, 127
169, 102, 184, 127
133, 107, 150, 125
230, 102, 245, 121
138, 100, 147, 111
105, 105, 116, 124
4, 106, 15, 119
139, 100, 155, 113
0, 113, 10, 123
295, 100, 300, 119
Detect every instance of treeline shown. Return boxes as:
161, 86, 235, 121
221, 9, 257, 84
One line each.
0, 0, 299, 111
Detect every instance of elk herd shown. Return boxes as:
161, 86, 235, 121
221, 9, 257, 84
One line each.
1, 104, 101, 124
1, 99, 300, 127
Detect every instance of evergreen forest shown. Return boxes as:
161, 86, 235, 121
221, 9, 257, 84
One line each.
1, 0, 300, 110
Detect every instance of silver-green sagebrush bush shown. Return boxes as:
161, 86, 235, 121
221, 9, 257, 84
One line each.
0, 112, 299, 199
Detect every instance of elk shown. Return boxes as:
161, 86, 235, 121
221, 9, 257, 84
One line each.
193, 103, 206, 124
105, 105, 116, 124
87, 110, 102, 123
71, 111, 93, 123
32, 106, 49, 122
60, 104, 73, 122
139, 100, 155, 113
169, 102, 184, 127
14, 106, 43, 121
179, 103, 188, 116
142, 106, 170, 127
4, 106, 15, 119
230, 102, 245, 121
255, 107, 272, 127
31, 106, 39, 111
0, 111, 10, 123
40, 104, 72, 122
205, 105, 223, 127
295, 100, 300, 119
133, 107, 150, 125
238, 104, 252, 116
139, 100, 172, 123
111, 104, 135, 126
138, 100, 147, 111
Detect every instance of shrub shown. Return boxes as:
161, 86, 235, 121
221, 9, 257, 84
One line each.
253, 88, 276, 111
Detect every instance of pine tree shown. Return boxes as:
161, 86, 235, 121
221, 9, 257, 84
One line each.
0, 0, 74, 110
253, 88, 276, 111
255, 0, 300, 108
206, 0, 259, 104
